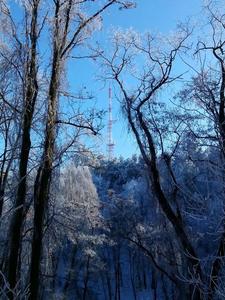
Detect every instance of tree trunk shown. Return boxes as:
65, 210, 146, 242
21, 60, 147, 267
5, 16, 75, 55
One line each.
29, 10, 61, 296
6, 1, 39, 295
62, 245, 77, 297
83, 255, 91, 300
125, 106, 202, 299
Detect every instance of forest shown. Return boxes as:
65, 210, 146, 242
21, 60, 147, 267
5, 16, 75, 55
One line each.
0, 0, 225, 299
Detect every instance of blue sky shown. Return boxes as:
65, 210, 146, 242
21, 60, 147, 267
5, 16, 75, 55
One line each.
69, 0, 203, 159
7, 0, 204, 159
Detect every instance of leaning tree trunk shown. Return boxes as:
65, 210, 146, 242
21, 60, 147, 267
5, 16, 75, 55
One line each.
125, 105, 203, 299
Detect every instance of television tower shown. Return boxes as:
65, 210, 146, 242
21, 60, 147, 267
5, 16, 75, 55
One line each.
107, 86, 115, 160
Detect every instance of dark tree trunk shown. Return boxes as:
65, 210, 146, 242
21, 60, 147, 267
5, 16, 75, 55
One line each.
82, 255, 91, 300
29, 5, 61, 297
62, 245, 77, 297
129, 250, 137, 300
123, 98, 202, 299
6, 1, 39, 296
207, 57, 225, 300
29, 165, 51, 299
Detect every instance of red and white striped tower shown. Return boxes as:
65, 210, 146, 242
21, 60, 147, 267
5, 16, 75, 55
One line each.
107, 86, 115, 160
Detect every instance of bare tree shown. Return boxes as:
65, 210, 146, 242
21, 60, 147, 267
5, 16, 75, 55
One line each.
27, 1, 135, 299
1, 1, 41, 297
176, 2, 225, 298
98, 28, 204, 299
0, 54, 21, 220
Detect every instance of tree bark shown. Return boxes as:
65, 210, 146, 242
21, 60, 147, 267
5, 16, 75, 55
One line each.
29, 49, 61, 300
124, 103, 202, 299
28, 3, 62, 297
6, 1, 39, 295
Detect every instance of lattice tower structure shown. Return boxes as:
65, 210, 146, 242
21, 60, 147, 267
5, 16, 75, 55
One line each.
107, 87, 115, 160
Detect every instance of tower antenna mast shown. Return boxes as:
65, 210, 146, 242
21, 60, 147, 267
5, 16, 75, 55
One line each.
107, 86, 115, 160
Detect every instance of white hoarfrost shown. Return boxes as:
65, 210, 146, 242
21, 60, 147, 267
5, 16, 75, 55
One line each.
56, 165, 102, 244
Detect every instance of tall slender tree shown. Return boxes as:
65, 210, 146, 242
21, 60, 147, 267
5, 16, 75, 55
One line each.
2, 1, 41, 296
98, 29, 203, 299
28, 1, 135, 299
